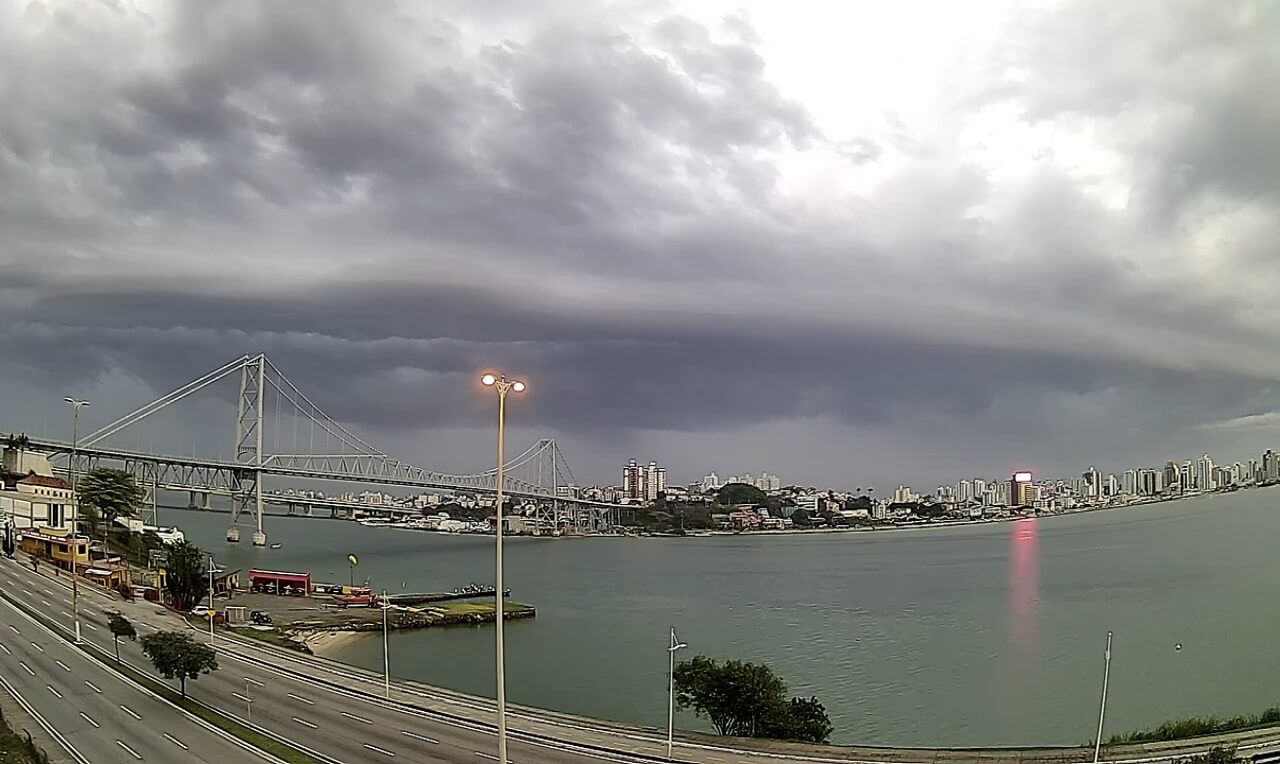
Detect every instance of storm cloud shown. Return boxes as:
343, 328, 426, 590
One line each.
1, 0, 1278, 488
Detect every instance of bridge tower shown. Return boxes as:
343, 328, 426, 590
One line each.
227, 354, 267, 545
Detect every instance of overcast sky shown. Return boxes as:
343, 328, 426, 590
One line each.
2, 0, 1279, 490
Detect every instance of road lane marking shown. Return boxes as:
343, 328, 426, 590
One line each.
59, 598, 72, 607
364, 743, 397, 757
46, 685, 62, 698
84, 680, 101, 693
117, 740, 143, 760
287, 692, 314, 705
82, 622, 97, 631
0, 643, 9, 655
119, 704, 141, 720
401, 730, 438, 744
231, 691, 252, 702
341, 710, 373, 724
7, 625, 18, 634
475, 753, 501, 761
165, 733, 189, 750
30, 642, 43, 652
22, 589, 32, 596
79, 711, 99, 728
18, 661, 34, 676
292, 716, 318, 729
40, 600, 51, 607
244, 676, 265, 687
42, 588, 53, 596
55, 659, 70, 672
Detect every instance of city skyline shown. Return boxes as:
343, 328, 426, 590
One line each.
3, 2, 1279, 488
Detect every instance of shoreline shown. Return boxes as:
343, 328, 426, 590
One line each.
300, 628, 370, 657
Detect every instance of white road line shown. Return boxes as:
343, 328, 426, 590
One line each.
0, 643, 9, 655
165, 733, 189, 750
231, 692, 252, 702
18, 661, 34, 676
119, 704, 141, 720
244, 676, 265, 687
82, 622, 97, 631
40, 600, 51, 607
30, 641, 43, 652
22, 589, 32, 596
55, 659, 70, 672
59, 598, 72, 607
364, 743, 397, 757
401, 730, 439, 744
7, 625, 18, 634
117, 740, 143, 760
341, 710, 373, 724
42, 588, 53, 596
84, 680, 101, 693
292, 716, 318, 729
475, 753, 501, 761
46, 685, 62, 698
287, 692, 314, 705
79, 711, 99, 728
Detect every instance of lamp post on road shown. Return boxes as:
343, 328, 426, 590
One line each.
208, 555, 217, 646
667, 627, 688, 759
63, 397, 90, 644
381, 588, 391, 699
481, 372, 525, 764
1093, 631, 1114, 764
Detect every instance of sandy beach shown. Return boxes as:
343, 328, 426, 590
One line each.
301, 629, 372, 657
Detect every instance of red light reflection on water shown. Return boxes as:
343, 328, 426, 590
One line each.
999, 518, 1040, 717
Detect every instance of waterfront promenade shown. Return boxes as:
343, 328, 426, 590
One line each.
2, 554, 1279, 764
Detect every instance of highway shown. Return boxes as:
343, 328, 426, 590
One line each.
0, 587, 278, 762
5, 554, 1280, 764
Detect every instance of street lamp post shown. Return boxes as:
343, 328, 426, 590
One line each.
208, 555, 216, 645
63, 397, 90, 644
667, 627, 688, 759
381, 588, 391, 699
1093, 631, 1114, 764
481, 372, 525, 764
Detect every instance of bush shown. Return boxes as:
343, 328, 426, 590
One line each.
1110, 707, 1280, 744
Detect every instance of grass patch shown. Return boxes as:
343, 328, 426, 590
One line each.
0, 591, 322, 764
1108, 708, 1280, 744
425, 601, 533, 616
0, 709, 48, 764
227, 626, 313, 654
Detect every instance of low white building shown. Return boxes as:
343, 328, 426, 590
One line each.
1, 473, 76, 533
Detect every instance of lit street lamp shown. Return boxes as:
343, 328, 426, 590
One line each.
1093, 631, 1114, 764
667, 626, 688, 759
63, 397, 90, 644
481, 371, 525, 764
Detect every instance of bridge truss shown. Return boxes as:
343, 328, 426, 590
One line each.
24, 354, 616, 544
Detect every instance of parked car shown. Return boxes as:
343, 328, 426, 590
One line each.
190, 605, 210, 617
249, 610, 273, 626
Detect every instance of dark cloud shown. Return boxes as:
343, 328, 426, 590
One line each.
1, 0, 1278, 487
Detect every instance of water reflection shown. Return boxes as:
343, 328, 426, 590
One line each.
1001, 518, 1039, 717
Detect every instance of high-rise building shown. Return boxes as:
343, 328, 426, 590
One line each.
623, 459, 666, 502
701, 472, 721, 491
958, 479, 974, 503
755, 473, 782, 492
1105, 473, 1119, 497
1164, 462, 1180, 492
892, 485, 916, 504
1083, 467, 1101, 500
1122, 469, 1137, 496
1010, 471, 1033, 507
1265, 451, 1280, 483
1196, 454, 1215, 492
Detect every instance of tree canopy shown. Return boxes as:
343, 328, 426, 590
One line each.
716, 483, 767, 506
674, 655, 834, 743
107, 611, 137, 661
77, 468, 144, 527
140, 630, 217, 697
164, 540, 207, 611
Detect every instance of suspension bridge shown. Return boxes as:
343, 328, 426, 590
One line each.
9, 354, 622, 544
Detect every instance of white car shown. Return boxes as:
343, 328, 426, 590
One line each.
190, 605, 210, 617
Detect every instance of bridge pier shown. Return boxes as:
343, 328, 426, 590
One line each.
188, 490, 210, 510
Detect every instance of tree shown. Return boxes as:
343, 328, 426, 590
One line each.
77, 468, 144, 529
764, 697, 835, 744
140, 631, 217, 697
674, 655, 834, 743
107, 611, 137, 662
164, 541, 207, 611
716, 483, 767, 507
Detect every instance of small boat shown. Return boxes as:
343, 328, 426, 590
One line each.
269, 543, 283, 549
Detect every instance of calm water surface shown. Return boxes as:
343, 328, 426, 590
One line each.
172, 487, 1280, 746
